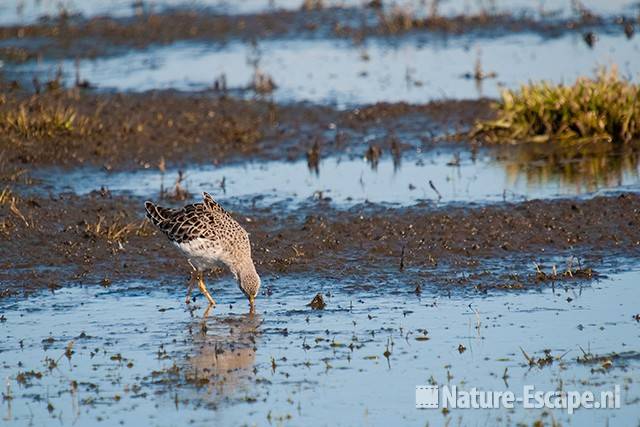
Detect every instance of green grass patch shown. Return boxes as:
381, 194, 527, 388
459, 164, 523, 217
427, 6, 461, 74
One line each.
472, 68, 639, 144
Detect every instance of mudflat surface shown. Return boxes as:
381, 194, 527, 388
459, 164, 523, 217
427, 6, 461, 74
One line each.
0, 7, 624, 59
0, 89, 491, 169
2, 190, 638, 298
1, 1, 640, 425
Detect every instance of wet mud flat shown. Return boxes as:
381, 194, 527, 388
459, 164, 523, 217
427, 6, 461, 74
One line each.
1, 86, 639, 426
0, 85, 639, 309
1, 1, 640, 425
3, 17, 640, 105
9, 32, 638, 105
1, 188, 639, 299
0, 3, 635, 61
0, 88, 490, 169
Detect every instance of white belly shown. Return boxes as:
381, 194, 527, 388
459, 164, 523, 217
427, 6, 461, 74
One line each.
174, 238, 231, 271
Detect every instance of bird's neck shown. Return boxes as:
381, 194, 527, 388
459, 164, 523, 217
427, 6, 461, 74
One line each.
234, 257, 257, 280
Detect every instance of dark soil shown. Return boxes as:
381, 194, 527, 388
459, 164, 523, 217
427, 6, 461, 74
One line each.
0, 85, 636, 301
0, 6, 625, 62
1, 190, 638, 299
0, 87, 492, 170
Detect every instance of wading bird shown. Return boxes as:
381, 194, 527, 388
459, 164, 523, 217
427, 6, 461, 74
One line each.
144, 192, 261, 310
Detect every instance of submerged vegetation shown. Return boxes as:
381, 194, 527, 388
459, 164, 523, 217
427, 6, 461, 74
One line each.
473, 68, 639, 144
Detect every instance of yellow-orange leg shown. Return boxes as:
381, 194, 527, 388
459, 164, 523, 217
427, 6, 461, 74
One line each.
202, 304, 213, 319
198, 272, 216, 306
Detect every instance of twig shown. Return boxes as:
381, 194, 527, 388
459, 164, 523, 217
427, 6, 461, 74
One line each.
429, 180, 442, 200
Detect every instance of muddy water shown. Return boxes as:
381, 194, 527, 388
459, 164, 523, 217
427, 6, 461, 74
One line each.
1, 0, 637, 25
33, 147, 640, 206
1, 269, 639, 426
14, 31, 639, 106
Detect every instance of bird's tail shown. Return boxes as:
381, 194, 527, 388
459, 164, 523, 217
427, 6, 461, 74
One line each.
144, 201, 171, 226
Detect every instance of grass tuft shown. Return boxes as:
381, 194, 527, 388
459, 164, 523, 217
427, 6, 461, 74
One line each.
1, 104, 87, 139
0, 186, 29, 232
0, 91, 99, 141
472, 67, 640, 144
84, 215, 153, 243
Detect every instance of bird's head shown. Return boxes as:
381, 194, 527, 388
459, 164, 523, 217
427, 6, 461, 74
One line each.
238, 263, 261, 307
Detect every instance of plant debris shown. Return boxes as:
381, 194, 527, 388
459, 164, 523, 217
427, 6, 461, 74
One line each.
307, 293, 326, 310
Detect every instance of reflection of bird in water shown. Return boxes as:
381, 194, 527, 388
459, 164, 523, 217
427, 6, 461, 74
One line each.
145, 192, 261, 311
187, 313, 261, 397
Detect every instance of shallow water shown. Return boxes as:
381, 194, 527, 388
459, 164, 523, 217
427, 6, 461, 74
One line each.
33, 147, 640, 206
13, 30, 639, 106
0, 0, 637, 25
1, 268, 639, 426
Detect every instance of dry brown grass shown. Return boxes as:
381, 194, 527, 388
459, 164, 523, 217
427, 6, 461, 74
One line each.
0, 90, 99, 141
0, 186, 29, 236
1, 103, 91, 139
84, 214, 154, 243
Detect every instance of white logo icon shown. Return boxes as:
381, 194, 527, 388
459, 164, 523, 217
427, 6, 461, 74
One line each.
416, 385, 439, 409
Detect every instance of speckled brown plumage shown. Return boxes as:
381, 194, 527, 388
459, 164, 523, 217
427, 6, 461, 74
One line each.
144, 192, 261, 308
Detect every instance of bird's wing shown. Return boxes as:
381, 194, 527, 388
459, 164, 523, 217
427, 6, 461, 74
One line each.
156, 203, 215, 243
147, 195, 242, 245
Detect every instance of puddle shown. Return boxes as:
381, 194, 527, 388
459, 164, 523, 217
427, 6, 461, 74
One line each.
0, 0, 637, 25
10, 31, 639, 106
1, 268, 639, 425
0, 0, 298, 24
33, 147, 640, 206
